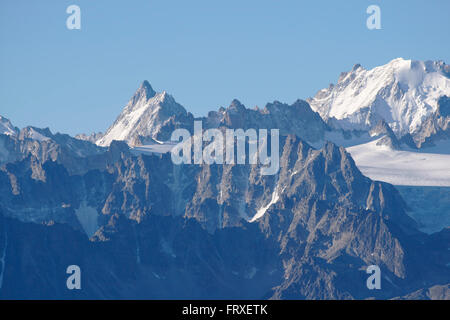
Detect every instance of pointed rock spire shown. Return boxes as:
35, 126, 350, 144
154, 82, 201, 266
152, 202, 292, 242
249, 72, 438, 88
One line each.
131, 80, 157, 105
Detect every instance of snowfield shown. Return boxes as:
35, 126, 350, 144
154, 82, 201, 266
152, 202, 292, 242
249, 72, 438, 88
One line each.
131, 141, 177, 156
347, 139, 450, 186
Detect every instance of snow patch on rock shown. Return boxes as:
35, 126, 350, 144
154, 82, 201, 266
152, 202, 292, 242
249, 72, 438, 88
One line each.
75, 201, 99, 238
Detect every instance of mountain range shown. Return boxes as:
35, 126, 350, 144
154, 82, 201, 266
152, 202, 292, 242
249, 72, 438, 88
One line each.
0, 58, 449, 299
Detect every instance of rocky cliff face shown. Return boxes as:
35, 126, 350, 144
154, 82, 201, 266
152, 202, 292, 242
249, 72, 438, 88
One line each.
0, 131, 447, 299
0, 126, 104, 175
201, 99, 328, 144
94, 81, 328, 148
413, 95, 450, 148
369, 119, 401, 149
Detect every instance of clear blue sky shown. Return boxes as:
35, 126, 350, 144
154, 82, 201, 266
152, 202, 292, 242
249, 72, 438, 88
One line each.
1, 0, 449, 135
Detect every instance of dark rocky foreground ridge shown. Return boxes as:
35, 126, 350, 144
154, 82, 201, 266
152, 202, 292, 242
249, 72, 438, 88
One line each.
0, 132, 448, 299
0, 77, 449, 299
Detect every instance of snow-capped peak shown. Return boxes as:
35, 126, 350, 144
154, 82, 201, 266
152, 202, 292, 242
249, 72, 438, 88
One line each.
307, 58, 450, 137
130, 80, 156, 105
96, 82, 189, 147
0, 115, 19, 137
